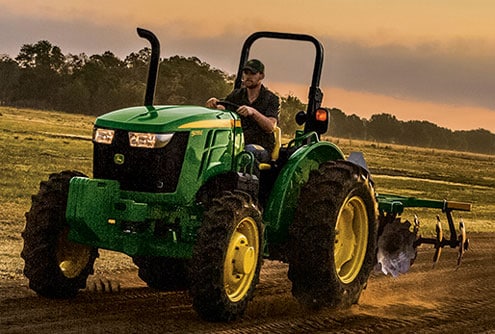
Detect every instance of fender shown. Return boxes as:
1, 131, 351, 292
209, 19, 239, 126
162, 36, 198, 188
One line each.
263, 141, 345, 246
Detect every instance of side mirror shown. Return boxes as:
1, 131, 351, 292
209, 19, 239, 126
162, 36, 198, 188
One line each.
295, 111, 307, 125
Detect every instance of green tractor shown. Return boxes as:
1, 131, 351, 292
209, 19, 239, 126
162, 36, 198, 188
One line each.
21, 28, 471, 321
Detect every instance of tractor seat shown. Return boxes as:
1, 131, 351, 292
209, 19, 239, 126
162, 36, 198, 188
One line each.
259, 126, 281, 170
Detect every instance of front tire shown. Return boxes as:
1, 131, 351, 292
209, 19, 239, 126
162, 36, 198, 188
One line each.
21, 171, 98, 298
190, 191, 263, 322
288, 160, 378, 308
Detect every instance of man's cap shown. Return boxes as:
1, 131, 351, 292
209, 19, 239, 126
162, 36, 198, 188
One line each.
243, 59, 265, 74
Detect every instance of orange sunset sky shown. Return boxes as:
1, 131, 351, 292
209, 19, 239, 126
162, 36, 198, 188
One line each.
1, 0, 494, 132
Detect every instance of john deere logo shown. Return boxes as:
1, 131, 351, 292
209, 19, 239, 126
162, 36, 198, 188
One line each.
114, 153, 125, 165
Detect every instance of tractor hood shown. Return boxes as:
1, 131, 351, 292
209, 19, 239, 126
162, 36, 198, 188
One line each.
94, 105, 237, 133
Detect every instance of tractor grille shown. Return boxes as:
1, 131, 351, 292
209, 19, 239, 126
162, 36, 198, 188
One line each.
93, 130, 189, 193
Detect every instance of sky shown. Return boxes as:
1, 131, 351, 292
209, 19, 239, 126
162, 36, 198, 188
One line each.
1, 0, 495, 133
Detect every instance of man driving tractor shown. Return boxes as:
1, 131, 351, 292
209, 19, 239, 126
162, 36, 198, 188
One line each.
206, 59, 280, 163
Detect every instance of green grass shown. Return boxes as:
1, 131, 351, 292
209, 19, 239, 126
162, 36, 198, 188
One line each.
0, 107, 96, 278
1, 106, 493, 234
0, 107, 94, 222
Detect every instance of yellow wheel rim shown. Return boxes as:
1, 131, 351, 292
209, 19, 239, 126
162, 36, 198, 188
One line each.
334, 195, 369, 284
57, 229, 92, 279
224, 217, 259, 302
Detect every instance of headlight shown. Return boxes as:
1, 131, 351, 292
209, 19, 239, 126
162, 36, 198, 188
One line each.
93, 128, 115, 144
128, 132, 174, 148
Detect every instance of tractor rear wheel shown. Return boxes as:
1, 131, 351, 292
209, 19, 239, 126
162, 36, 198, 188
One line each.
288, 160, 378, 308
21, 171, 98, 298
132, 256, 189, 291
190, 191, 263, 322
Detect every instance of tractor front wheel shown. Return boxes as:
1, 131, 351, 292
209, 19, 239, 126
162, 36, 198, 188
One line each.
190, 191, 263, 322
21, 171, 98, 298
288, 160, 378, 308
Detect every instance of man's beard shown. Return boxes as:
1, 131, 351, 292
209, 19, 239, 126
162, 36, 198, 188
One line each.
244, 80, 260, 89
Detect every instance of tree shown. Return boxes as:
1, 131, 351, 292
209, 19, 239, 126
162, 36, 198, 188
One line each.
60, 53, 89, 75
329, 108, 347, 137
347, 114, 367, 139
329, 108, 366, 139
0, 55, 20, 104
125, 47, 151, 68
72, 51, 135, 114
367, 113, 402, 143
279, 94, 306, 135
13, 41, 65, 108
459, 129, 495, 154
156, 56, 232, 106
15, 40, 64, 71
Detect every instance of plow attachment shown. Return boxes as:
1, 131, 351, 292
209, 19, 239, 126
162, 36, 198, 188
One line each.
375, 194, 472, 277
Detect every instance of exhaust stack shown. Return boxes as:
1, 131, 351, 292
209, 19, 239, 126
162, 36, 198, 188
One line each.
137, 28, 160, 107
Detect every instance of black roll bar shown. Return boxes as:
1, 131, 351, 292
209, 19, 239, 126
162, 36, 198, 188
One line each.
234, 31, 326, 134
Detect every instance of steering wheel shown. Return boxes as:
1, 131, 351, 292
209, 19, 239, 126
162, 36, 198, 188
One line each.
217, 100, 240, 112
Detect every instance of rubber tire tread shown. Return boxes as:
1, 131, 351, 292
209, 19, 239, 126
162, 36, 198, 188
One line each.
21, 170, 99, 298
190, 190, 263, 322
288, 160, 378, 309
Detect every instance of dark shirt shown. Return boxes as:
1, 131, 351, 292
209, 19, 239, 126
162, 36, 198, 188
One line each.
225, 85, 280, 154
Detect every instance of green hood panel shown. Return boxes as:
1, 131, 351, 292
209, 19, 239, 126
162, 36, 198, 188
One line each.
95, 105, 236, 132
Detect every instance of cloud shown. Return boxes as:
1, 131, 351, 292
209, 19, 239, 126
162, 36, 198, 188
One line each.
0, 12, 137, 58
219, 35, 495, 111
180, 34, 495, 112
325, 38, 495, 110
155, 31, 495, 112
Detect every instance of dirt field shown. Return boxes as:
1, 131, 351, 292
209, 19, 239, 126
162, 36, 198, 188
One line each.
0, 232, 494, 333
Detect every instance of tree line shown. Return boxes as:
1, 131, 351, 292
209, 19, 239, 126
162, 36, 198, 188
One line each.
328, 109, 495, 154
0, 40, 233, 115
1, 40, 494, 155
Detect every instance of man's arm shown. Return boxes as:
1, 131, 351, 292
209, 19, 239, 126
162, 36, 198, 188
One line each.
205, 97, 225, 110
237, 106, 277, 133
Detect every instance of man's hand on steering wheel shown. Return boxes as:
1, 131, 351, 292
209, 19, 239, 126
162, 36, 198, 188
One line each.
216, 100, 240, 112
207, 99, 255, 117
217, 100, 255, 118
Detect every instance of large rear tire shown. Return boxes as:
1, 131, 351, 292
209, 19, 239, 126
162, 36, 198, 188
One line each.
190, 191, 263, 322
132, 256, 189, 291
21, 171, 98, 298
288, 160, 378, 308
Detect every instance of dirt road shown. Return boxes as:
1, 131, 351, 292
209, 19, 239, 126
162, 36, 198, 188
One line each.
1, 233, 494, 333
